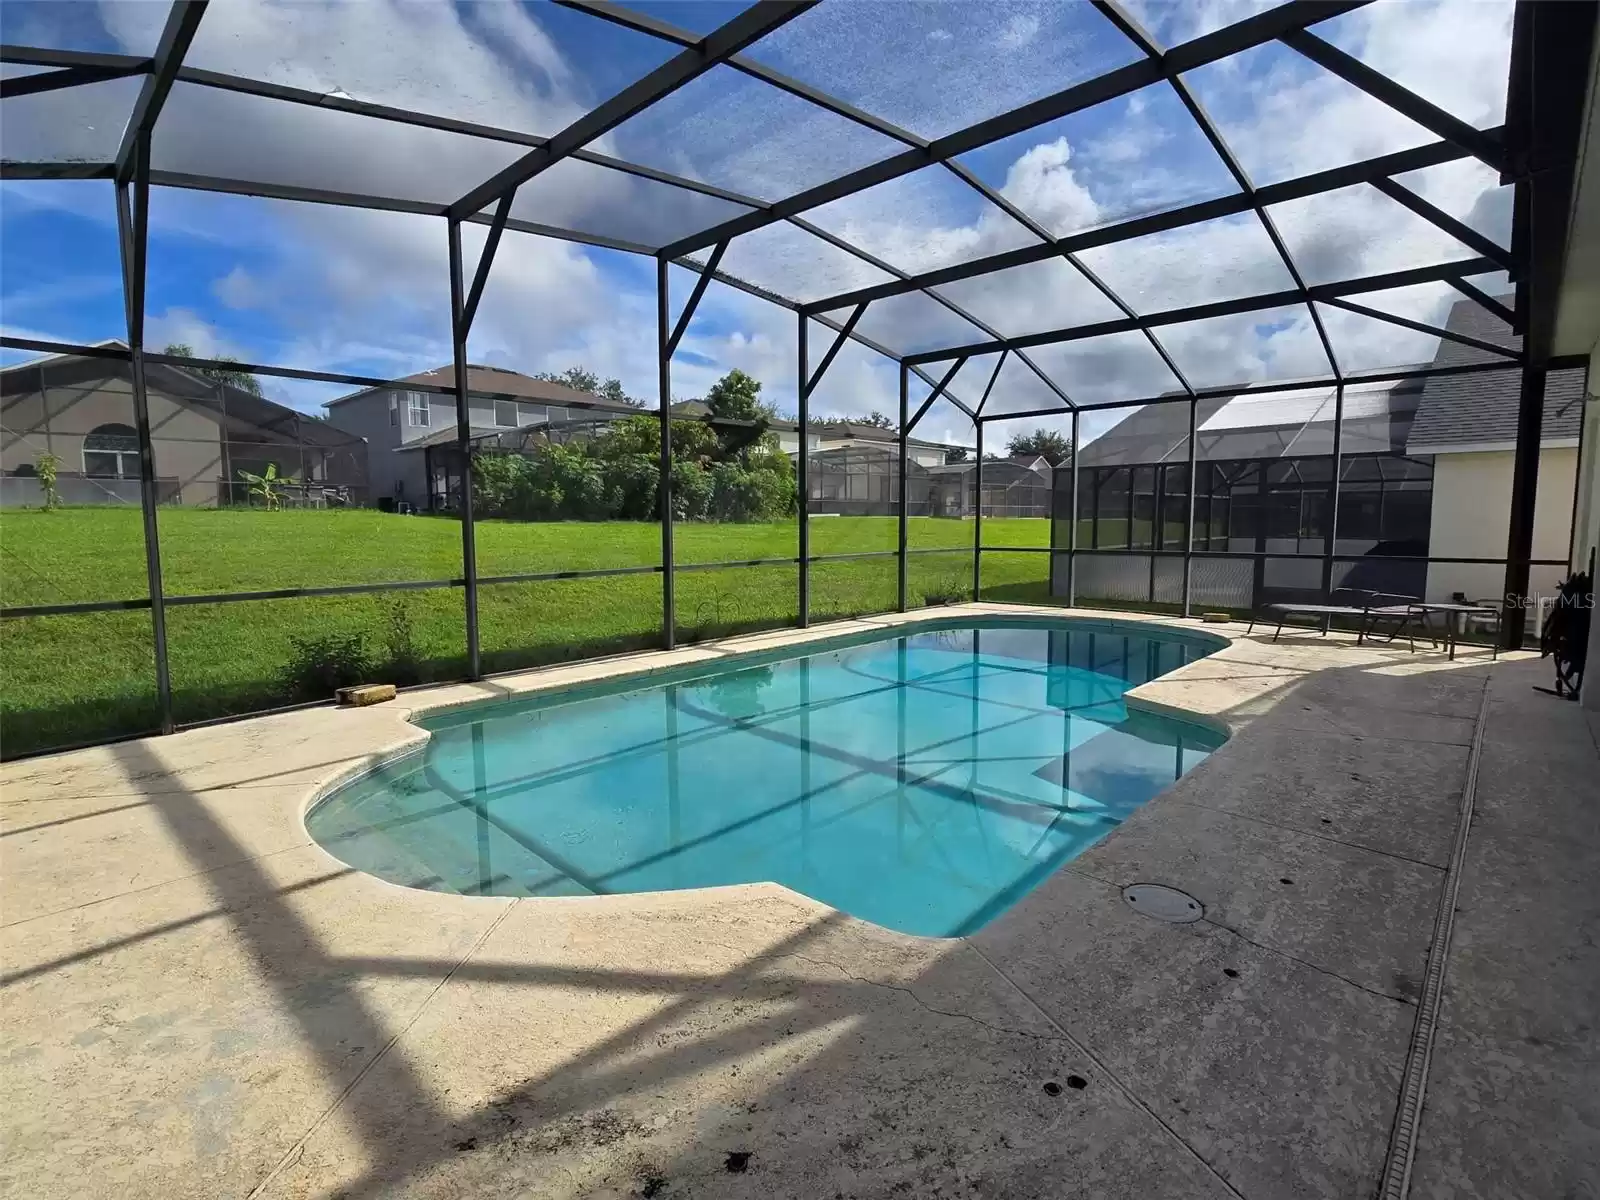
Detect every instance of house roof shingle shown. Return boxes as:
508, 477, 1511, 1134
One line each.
1405, 297, 1585, 451
326, 363, 638, 412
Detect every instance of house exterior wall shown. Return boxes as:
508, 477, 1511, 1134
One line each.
1423, 445, 1577, 606
1, 363, 219, 506
328, 387, 599, 507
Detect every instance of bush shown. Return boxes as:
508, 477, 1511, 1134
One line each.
670, 458, 714, 521
381, 597, 422, 686
602, 452, 660, 520
281, 632, 371, 700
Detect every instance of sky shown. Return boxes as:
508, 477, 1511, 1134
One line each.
0, 0, 1517, 447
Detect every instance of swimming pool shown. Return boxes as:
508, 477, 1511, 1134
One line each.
308, 619, 1225, 937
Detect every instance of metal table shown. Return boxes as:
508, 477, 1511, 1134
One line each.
1407, 602, 1502, 660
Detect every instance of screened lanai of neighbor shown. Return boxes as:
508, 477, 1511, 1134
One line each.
0, 0, 1596, 748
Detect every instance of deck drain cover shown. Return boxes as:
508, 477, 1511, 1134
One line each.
1122, 884, 1203, 923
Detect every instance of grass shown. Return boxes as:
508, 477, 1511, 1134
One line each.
0, 507, 1054, 757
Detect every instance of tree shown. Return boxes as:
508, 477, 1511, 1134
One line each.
704, 368, 775, 460
163, 343, 263, 396
944, 446, 969, 464
1006, 428, 1073, 466
705, 368, 770, 423
860, 411, 895, 429
534, 366, 643, 407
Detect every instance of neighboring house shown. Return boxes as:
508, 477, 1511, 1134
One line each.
0, 343, 367, 508
924, 454, 1053, 517
1406, 298, 1585, 606
324, 364, 638, 509
803, 420, 954, 467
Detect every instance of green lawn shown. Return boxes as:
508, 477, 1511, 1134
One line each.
0, 508, 1055, 756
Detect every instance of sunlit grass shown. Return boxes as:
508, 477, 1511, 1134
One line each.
0, 507, 1054, 756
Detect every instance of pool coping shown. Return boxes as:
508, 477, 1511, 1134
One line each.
296, 605, 1237, 935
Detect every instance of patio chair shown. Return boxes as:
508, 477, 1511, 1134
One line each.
1246, 588, 1431, 649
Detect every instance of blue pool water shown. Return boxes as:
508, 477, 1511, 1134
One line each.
307, 620, 1225, 937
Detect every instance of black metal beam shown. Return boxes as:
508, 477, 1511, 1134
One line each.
907, 256, 1499, 363
907, 356, 968, 434
1370, 176, 1516, 272
446, 219, 482, 679
802, 136, 1482, 314
1093, 0, 1336, 382
804, 304, 868, 396
0, 160, 115, 180
976, 356, 1527, 424
785, 211, 1057, 414
114, 0, 207, 185
657, 257, 676, 648
1449, 276, 1516, 326
555, 0, 929, 150
797, 312, 810, 627
1279, 28, 1508, 174
1, 45, 148, 70
975, 351, 1009, 418
1319, 296, 1521, 361
973, 421, 984, 598
1, 62, 146, 98
553, 0, 1067, 413
661, 0, 1367, 258
451, 1, 815, 219
1498, 0, 1596, 649
665, 240, 727, 358
460, 191, 514, 336
113, 131, 174, 735
897, 363, 909, 612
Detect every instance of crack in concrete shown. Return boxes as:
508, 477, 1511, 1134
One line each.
1199, 917, 1417, 1007
245, 897, 524, 1200
1170, 798, 1449, 872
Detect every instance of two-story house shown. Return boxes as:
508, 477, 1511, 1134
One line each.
323, 364, 639, 509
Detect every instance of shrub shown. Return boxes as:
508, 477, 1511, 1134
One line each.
380, 597, 422, 685
34, 452, 61, 511
670, 458, 713, 521
281, 632, 371, 700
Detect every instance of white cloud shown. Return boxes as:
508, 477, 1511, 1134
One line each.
999, 139, 1100, 238
0, 0, 1520, 428
996, 14, 1042, 51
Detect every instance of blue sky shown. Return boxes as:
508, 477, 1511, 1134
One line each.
1, 0, 1516, 444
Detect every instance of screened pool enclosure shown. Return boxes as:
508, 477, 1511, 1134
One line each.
1, 0, 1594, 756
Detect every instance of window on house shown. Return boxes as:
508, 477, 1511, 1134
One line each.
407, 392, 430, 428
388, 394, 398, 427
494, 399, 517, 427
516, 402, 544, 426
83, 423, 140, 478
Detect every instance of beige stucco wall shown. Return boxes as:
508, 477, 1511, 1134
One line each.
1423, 445, 1578, 606
2, 365, 222, 506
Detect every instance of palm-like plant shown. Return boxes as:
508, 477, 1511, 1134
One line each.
237, 463, 298, 510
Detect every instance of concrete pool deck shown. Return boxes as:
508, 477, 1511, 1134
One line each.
2, 603, 1596, 1199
